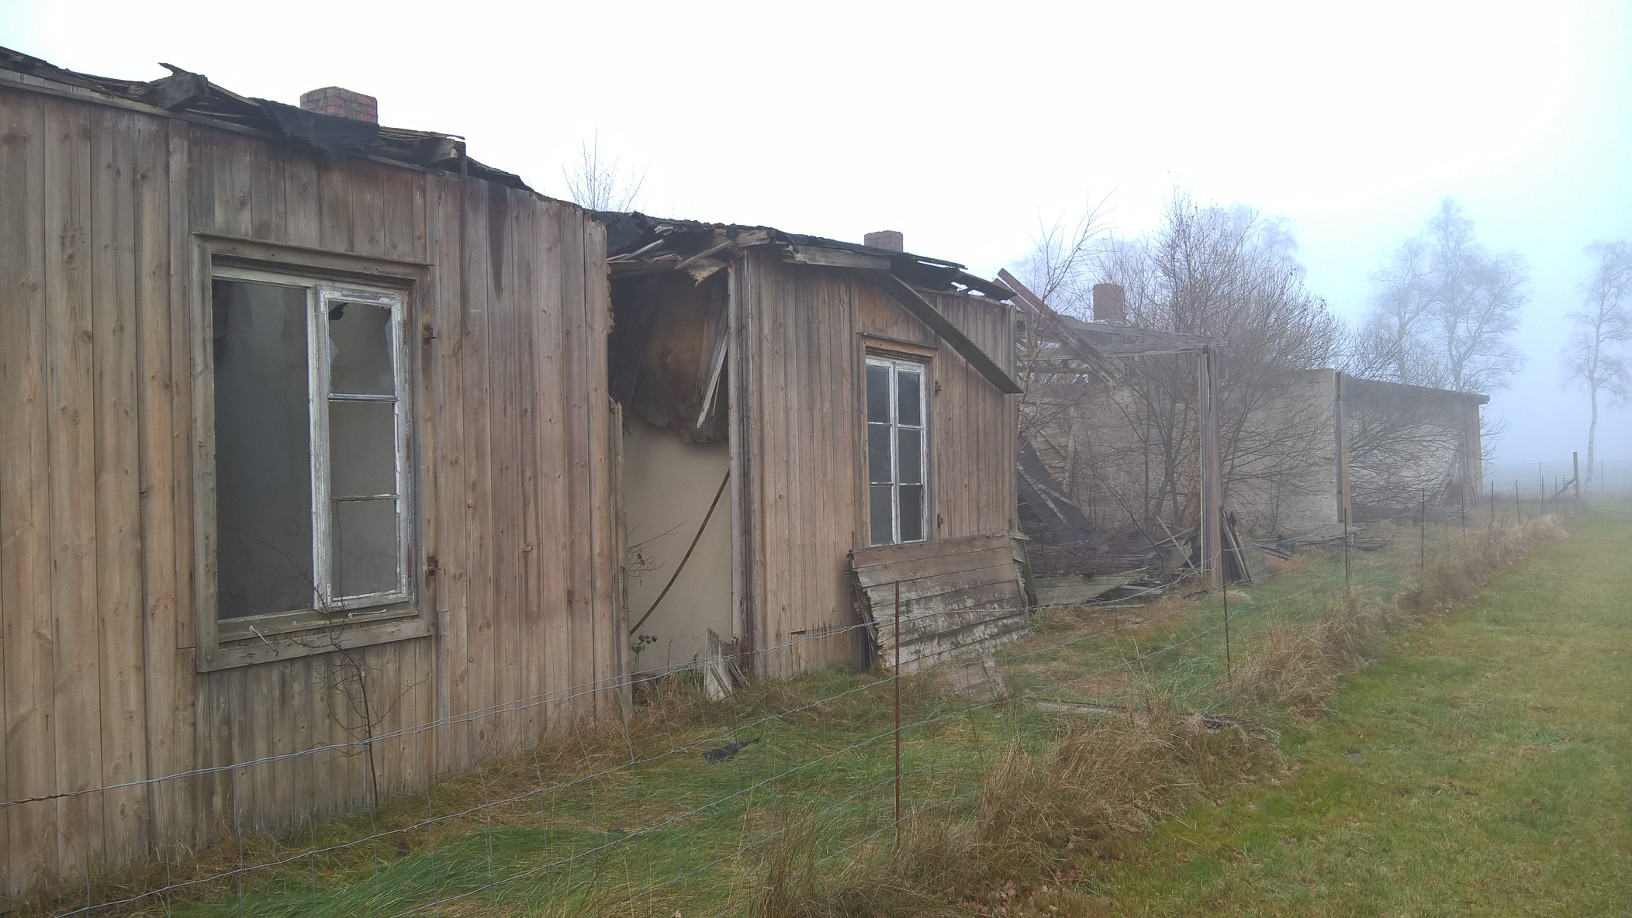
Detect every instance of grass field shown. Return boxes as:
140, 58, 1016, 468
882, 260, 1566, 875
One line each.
1093, 498, 1632, 915
54, 500, 1627, 916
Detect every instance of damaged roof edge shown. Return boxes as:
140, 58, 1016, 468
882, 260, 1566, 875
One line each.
0, 45, 531, 191
595, 210, 1016, 301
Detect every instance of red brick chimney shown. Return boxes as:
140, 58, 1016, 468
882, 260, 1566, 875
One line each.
1092, 283, 1127, 323
864, 230, 904, 252
299, 87, 378, 123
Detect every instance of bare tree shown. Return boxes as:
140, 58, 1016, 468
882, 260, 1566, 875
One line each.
1011, 198, 1110, 317
1354, 198, 1527, 393
1011, 204, 1110, 457
1566, 241, 1632, 483
1346, 237, 1447, 387
1015, 192, 1344, 535
562, 132, 646, 212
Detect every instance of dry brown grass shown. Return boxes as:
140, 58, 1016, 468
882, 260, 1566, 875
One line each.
1397, 516, 1567, 619
1233, 516, 1569, 719
1264, 553, 1311, 575
754, 696, 1278, 916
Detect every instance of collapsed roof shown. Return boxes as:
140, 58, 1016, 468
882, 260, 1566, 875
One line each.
0, 45, 527, 189
599, 211, 1023, 396
597, 211, 1016, 300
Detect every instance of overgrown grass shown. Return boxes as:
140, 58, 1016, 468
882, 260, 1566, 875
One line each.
1087, 498, 1630, 915
40, 503, 1602, 916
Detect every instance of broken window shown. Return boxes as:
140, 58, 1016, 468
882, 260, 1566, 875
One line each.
866, 355, 928, 546
211, 269, 413, 624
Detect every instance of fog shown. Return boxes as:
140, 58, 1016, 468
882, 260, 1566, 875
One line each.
5, 0, 1627, 464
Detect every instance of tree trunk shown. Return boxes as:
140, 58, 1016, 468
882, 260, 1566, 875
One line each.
1586, 387, 1598, 484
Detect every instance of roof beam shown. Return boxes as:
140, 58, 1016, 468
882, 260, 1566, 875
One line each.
995, 269, 1118, 381
867, 271, 1023, 395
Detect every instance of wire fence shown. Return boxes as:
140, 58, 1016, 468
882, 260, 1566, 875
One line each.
4, 489, 1583, 916
1486, 458, 1632, 497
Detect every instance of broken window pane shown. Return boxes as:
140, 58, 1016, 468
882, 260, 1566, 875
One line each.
212, 279, 316, 619
327, 300, 396, 396
329, 400, 398, 498
870, 485, 894, 546
334, 498, 400, 598
897, 369, 922, 426
899, 485, 925, 542
866, 363, 891, 423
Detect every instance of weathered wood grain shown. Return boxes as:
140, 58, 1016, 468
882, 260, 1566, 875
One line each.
0, 86, 622, 902
45, 96, 105, 879
849, 534, 1030, 674
0, 87, 55, 895
91, 107, 150, 867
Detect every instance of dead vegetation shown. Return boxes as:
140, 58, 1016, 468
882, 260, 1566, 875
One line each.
48, 515, 1573, 917
752, 697, 1277, 917
751, 513, 1572, 915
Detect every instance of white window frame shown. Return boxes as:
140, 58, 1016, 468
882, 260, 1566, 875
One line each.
196, 242, 429, 671
310, 283, 415, 612
867, 354, 930, 546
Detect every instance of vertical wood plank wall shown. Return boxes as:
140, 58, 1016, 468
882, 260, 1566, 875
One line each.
0, 87, 620, 901
741, 253, 1017, 678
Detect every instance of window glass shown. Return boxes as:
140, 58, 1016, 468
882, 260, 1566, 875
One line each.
334, 499, 400, 597
899, 486, 925, 542
211, 272, 410, 624
328, 400, 398, 497
896, 369, 922, 426
328, 301, 396, 396
867, 424, 892, 484
864, 355, 930, 545
898, 428, 922, 485
866, 363, 891, 423
869, 485, 894, 546
212, 279, 316, 619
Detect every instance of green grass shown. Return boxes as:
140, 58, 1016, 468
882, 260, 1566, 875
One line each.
1092, 498, 1632, 916
59, 501, 1625, 916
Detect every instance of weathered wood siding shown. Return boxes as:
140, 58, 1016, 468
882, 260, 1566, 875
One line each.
849, 534, 1030, 674
737, 252, 1017, 678
0, 85, 620, 901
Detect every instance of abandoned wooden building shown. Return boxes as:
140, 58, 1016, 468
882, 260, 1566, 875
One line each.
0, 46, 1041, 901
0, 49, 623, 900
601, 216, 1030, 680
1006, 267, 1486, 558
1004, 272, 1230, 587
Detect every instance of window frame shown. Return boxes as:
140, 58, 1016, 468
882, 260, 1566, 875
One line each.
193, 237, 432, 671
865, 349, 932, 546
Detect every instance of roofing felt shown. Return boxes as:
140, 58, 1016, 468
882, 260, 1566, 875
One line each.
595, 210, 1016, 301
0, 45, 529, 189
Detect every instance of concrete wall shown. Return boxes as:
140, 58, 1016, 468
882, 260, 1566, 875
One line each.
621, 414, 733, 673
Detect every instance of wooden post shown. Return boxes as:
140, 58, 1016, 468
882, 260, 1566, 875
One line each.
1196, 347, 1224, 589
1336, 371, 1353, 598
892, 580, 902, 848
1335, 371, 1353, 529
725, 260, 755, 670
1573, 452, 1581, 500
1419, 493, 1427, 572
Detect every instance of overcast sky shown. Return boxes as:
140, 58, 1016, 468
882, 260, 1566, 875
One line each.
4, 0, 1628, 465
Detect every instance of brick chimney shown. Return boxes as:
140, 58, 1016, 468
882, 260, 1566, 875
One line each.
299, 86, 378, 123
1092, 283, 1127, 323
864, 230, 904, 252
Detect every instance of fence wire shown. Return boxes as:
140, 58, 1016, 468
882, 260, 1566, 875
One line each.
5, 493, 1579, 916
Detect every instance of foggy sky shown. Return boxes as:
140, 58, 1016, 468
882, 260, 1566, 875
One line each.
4, 0, 1627, 463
